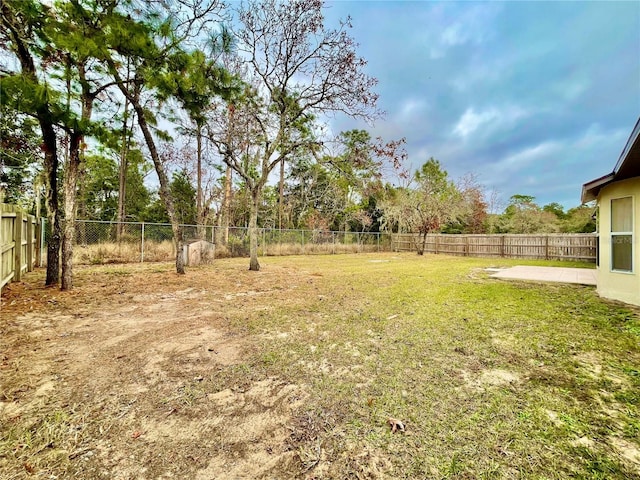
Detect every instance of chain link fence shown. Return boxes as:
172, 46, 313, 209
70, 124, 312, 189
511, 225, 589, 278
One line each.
42, 220, 596, 266
70, 220, 392, 265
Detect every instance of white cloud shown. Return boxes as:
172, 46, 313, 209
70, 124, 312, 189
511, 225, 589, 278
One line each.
441, 24, 467, 46
429, 22, 478, 59
453, 108, 498, 138
429, 47, 446, 60
395, 98, 429, 122
427, 3, 501, 59
496, 141, 563, 172
562, 81, 589, 102
477, 141, 563, 205
450, 55, 509, 91
479, 123, 630, 206
573, 123, 627, 152
453, 105, 528, 139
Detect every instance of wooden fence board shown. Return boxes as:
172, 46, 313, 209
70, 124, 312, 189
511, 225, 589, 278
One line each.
391, 233, 597, 262
1, 203, 40, 291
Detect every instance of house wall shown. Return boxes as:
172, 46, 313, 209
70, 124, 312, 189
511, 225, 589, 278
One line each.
597, 177, 640, 305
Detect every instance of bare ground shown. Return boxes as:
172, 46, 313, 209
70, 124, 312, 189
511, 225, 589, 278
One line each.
1, 261, 313, 479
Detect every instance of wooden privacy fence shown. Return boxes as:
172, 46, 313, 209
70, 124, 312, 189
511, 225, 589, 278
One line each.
392, 233, 597, 262
1, 203, 42, 291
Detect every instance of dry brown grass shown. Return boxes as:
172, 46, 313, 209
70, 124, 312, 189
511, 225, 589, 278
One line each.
72, 241, 382, 264
263, 242, 379, 256
73, 240, 176, 264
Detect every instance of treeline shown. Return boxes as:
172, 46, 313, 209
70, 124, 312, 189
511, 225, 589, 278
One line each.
0, 0, 593, 289
1, 0, 397, 285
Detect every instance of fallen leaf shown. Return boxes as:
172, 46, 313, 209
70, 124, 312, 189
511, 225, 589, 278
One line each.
387, 417, 405, 433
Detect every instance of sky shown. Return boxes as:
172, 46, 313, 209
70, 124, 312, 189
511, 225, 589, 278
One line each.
322, 0, 640, 211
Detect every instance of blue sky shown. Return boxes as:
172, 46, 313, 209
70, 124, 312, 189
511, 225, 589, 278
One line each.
323, 1, 640, 210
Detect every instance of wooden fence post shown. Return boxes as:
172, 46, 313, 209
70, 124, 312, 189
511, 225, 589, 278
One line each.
26, 214, 33, 272
0, 205, 4, 287
35, 217, 43, 266
14, 210, 23, 281
545, 235, 549, 260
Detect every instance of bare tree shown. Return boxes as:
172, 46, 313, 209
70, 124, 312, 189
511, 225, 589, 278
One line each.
455, 173, 488, 234
207, 0, 381, 270
103, 0, 226, 275
380, 158, 466, 255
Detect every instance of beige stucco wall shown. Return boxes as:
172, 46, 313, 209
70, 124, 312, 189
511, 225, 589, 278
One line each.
597, 177, 640, 305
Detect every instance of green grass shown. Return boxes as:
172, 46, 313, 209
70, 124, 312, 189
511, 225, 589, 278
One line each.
229, 254, 639, 479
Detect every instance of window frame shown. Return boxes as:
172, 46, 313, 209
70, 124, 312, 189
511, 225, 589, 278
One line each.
610, 196, 633, 273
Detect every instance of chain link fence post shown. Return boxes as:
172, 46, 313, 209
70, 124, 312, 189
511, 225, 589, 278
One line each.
263, 228, 267, 256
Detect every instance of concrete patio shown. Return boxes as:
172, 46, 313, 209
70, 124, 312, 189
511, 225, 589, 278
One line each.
489, 266, 597, 285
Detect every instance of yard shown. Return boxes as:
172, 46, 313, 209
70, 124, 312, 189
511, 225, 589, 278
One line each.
1, 253, 639, 479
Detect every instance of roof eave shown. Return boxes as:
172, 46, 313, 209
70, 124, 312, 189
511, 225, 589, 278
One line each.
613, 116, 640, 173
581, 116, 640, 204
581, 172, 615, 204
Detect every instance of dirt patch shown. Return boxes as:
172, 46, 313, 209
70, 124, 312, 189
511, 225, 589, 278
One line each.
574, 351, 604, 379
0, 263, 310, 479
460, 368, 521, 391
609, 436, 640, 473
480, 369, 520, 386
194, 378, 307, 479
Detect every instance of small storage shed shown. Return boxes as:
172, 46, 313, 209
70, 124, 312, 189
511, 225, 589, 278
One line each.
582, 117, 640, 305
182, 239, 215, 266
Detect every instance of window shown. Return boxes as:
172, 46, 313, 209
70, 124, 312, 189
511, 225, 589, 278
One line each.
611, 197, 633, 272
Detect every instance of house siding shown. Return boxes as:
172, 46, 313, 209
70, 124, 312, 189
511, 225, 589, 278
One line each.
597, 177, 640, 305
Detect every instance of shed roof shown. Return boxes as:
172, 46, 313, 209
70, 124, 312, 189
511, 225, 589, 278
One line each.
581, 117, 640, 203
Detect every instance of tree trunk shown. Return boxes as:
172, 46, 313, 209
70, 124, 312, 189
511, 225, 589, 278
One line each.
248, 187, 261, 271
2, 1, 61, 285
117, 92, 130, 241
111, 70, 185, 275
134, 107, 185, 274
61, 65, 93, 290
196, 121, 204, 239
278, 157, 284, 230
117, 149, 127, 239
418, 231, 427, 255
77, 182, 87, 245
61, 133, 81, 290
42, 125, 61, 286
222, 163, 232, 245
173, 220, 186, 274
